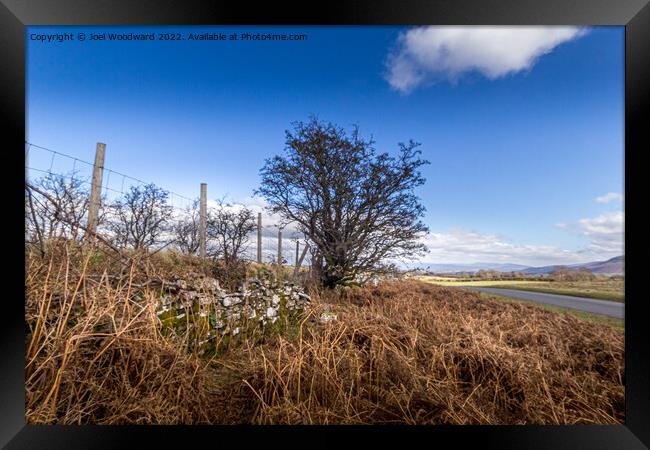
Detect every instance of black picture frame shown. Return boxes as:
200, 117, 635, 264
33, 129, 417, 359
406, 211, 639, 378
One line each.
1, 1, 648, 448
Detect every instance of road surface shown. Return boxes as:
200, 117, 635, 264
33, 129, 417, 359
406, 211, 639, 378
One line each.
463, 287, 624, 319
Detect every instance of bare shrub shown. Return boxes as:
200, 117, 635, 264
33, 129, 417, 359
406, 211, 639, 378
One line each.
172, 199, 201, 255
26, 171, 106, 255
108, 183, 173, 250
206, 200, 256, 265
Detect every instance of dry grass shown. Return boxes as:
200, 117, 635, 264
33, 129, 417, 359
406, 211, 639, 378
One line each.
228, 282, 624, 424
25, 243, 624, 425
25, 243, 223, 424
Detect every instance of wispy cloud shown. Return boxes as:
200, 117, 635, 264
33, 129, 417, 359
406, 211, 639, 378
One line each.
596, 192, 623, 204
554, 210, 624, 256
418, 227, 586, 266
385, 26, 587, 93
578, 211, 624, 254
418, 209, 624, 267
209, 196, 305, 239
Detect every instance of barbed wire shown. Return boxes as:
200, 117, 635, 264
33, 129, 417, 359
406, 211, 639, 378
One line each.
25, 141, 196, 209
25, 141, 312, 267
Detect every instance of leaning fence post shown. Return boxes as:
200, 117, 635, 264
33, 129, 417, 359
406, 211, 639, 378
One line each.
199, 183, 207, 258
294, 242, 309, 277
257, 213, 262, 263
87, 142, 106, 239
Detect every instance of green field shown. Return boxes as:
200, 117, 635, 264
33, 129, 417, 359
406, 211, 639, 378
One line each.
414, 275, 624, 302
413, 275, 545, 287
488, 283, 624, 302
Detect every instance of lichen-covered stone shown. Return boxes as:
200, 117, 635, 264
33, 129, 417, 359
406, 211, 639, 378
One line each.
266, 306, 278, 318
155, 275, 311, 351
320, 312, 337, 323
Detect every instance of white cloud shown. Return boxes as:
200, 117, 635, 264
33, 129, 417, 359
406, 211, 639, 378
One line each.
596, 192, 623, 204
578, 211, 624, 254
385, 26, 587, 93
416, 210, 624, 267
210, 196, 305, 239
418, 227, 585, 267
553, 210, 624, 257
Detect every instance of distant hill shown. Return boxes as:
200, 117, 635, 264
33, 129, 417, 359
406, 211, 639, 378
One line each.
522, 256, 624, 275
410, 256, 624, 275
411, 262, 531, 274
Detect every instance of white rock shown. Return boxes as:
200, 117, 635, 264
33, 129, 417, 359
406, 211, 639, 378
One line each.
199, 297, 213, 305
320, 312, 337, 323
223, 295, 243, 307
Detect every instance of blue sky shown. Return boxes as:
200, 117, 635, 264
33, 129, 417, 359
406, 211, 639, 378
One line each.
26, 26, 624, 266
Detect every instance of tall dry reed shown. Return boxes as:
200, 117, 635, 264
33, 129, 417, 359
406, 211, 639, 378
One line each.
25, 243, 624, 424
231, 282, 624, 424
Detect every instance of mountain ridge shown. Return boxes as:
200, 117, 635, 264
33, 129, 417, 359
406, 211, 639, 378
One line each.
522, 255, 624, 275
412, 255, 624, 275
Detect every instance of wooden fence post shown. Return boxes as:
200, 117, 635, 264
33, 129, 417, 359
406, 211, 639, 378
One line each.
199, 183, 207, 257
87, 142, 106, 238
294, 242, 310, 277
277, 229, 283, 265
257, 213, 262, 263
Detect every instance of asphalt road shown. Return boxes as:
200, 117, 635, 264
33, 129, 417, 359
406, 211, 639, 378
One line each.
464, 287, 624, 319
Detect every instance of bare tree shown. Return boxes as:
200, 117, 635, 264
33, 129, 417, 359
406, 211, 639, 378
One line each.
256, 117, 430, 287
26, 172, 104, 254
206, 200, 256, 265
551, 266, 595, 282
172, 199, 201, 255
108, 183, 172, 250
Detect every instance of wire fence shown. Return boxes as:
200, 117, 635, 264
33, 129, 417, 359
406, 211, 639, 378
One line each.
26, 142, 196, 210
25, 141, 312, 268
239, 225, 308, 266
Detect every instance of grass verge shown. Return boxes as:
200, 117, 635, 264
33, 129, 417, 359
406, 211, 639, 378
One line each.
479, 292, 624, 330
486, 285, 624, 303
